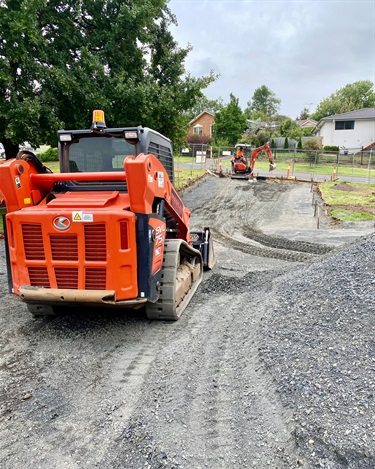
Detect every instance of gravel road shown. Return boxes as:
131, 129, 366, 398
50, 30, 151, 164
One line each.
0, 176, 374, 468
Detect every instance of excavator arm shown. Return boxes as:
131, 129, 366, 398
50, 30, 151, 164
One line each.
250, 143, 276, 173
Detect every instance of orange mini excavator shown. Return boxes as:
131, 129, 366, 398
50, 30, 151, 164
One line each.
231, 143, 276, 180
0, 111, 214, 320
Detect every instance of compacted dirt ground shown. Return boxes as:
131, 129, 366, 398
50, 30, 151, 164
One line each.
0, 176, 374, 468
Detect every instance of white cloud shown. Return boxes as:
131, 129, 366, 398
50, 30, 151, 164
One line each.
169, 0, 375, 117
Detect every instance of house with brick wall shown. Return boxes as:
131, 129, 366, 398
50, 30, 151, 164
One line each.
187, 111, 214, 143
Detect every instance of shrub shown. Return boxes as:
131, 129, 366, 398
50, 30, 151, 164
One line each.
303, 138, 321, 166
323, 145, 339, 152
38, 147, 59, 162
284, 137, 289, 149
187, 135, 212, 145
251, 136, 260, 147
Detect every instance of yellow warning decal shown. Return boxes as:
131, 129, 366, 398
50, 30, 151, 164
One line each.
23, 198, 31, 204
72, 211, 93, 222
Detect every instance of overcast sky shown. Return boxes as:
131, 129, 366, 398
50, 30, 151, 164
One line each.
168, 0, 375, 119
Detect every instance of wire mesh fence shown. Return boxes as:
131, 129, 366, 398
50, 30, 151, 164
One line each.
177, 145, 375, 183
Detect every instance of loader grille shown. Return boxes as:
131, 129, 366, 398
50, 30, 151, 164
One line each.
28, 267, 50, 287
84, 224, 107, 261
21, 222, 108, 291
85, 268, 106, 290
50, 235, 78, 261
55, 267, 79, 289
22, 224, 45, 260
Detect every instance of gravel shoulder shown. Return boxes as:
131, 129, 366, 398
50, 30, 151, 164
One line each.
0, 175, 374, 468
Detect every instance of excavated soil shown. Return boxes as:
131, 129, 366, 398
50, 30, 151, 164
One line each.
0, 175, 374, 468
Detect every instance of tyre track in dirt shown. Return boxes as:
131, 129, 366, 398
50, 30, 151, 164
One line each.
184, 177, 332, 262
0, 300, 195, 468
103, 266, 304, 468
0, 176, 349, 468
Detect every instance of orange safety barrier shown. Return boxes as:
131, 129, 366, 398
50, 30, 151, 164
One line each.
286, 162, 291, 178
331, 165, 337, 181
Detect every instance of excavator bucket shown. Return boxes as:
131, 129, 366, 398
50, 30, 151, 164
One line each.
269, 163, 277, 171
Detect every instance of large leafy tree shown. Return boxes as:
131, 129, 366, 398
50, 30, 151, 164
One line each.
185, 95, 224, 121
311, 80, 375, 121
297, 107, 310, 120
0, 0, 215, 158
245, 85, 281, 120
277, 117, 303, 140
213, 93, 247, 146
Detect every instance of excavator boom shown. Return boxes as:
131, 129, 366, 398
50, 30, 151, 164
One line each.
250, 143, 276, 172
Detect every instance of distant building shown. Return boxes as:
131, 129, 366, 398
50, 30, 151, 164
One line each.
187, 111, 214, 143
313, 108, 375, 151
296, 118, 317, 128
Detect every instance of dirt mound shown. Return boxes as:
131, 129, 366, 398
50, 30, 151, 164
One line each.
331, 182, 373, 194
331, 182, 357, 191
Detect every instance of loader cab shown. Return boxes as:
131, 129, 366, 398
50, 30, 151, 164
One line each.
57, 125, 174, 187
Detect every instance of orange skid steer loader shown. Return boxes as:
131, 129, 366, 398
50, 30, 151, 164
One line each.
0, 111, 214, 320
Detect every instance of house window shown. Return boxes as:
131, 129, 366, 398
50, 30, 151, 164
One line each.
210, 124, 214, 136
335, 120, 354, 130
193, 124, 203, 135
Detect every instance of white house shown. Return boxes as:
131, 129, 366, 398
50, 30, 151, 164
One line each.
313, 108, 375, 151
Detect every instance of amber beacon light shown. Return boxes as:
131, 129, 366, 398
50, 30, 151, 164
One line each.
91, 109, 106, 130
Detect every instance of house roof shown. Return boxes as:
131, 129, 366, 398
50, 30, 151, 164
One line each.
188, 111, 214, 126
296, 118, 317, 127
321, 108, 375, 121
313, 108, 375, 132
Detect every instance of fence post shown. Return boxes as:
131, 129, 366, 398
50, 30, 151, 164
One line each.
366, 148, 372, 183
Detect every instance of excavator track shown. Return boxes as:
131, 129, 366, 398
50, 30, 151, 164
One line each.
145, 239, 203, 321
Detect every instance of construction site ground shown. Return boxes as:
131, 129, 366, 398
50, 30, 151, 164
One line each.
0, 175, 374, 468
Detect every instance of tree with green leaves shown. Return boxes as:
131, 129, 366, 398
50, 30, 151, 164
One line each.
311, 80, 375, 121
278, 117, 303, 140
185, 95, 224, 121
213, 94, 247, 146
297, 107, 310, 120
0, 0, 215, 159
245, 85, 281, 120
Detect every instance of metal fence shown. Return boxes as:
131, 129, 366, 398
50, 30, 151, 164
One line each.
177, 145, 375, 183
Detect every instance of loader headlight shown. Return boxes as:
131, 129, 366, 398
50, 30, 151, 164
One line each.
59, 134, 72, 142
124, 131, 139, 145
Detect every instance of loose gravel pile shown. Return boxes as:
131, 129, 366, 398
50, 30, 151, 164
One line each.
260, 234, 375, 468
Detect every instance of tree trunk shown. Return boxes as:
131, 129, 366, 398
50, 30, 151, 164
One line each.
3, 139, 19, 160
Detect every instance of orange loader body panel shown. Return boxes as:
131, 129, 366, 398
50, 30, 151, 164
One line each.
0, 153, 190, 305
5, 192, 139, 300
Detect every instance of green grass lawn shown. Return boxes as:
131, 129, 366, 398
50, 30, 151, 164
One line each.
215, 157, 374, 179
319, 181, 375, 221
